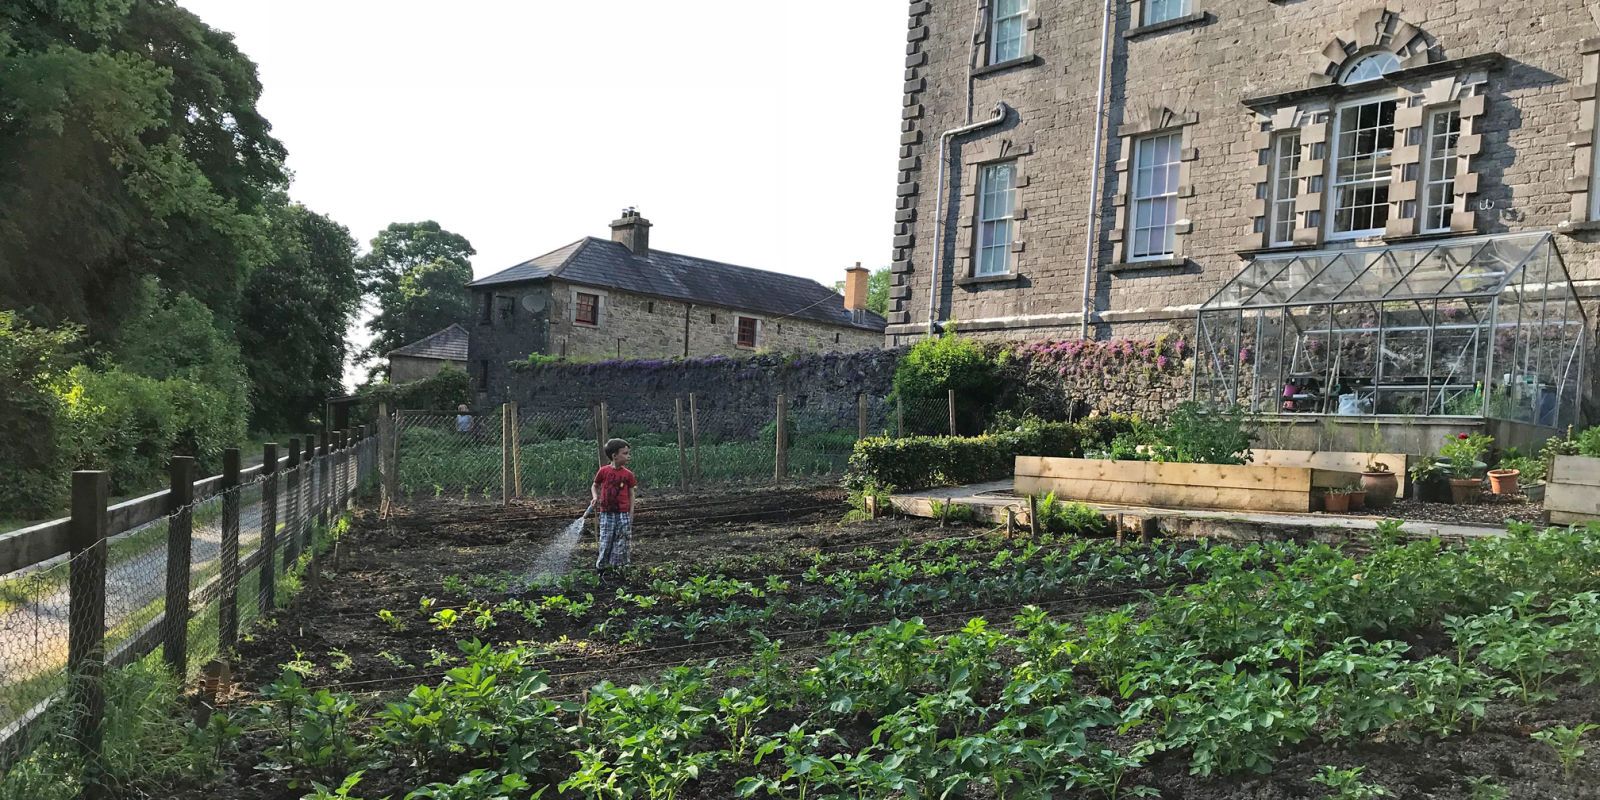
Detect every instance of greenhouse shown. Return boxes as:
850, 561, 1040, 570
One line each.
1194, 232, 1588, 429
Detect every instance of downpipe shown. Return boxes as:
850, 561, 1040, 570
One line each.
1079, 0, 1116, 339
928, 102, 1011, 335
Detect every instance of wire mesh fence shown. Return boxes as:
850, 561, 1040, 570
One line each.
395, 410, 505, 502
0, 433, 379, 783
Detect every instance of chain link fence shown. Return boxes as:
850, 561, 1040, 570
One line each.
394, 410, 505, 502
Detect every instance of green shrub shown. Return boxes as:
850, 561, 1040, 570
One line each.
1147, 401, 1252, 465
361, 367, 471, 413
1035, 492, 1109, 536
846, 421, 1086, 491
893, 332, 996, 434
0, 312, 79, 517
1577, 426, 1600, 458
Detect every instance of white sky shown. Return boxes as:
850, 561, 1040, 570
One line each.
179, 0, 906, 284
179, 1, 907, 386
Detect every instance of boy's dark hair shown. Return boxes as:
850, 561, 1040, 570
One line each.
604, 438, 631, 460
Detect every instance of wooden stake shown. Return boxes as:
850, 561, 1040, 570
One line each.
501, 405, 513, 505
1028, 494, 1040, 538
511, 402, 523, 499
163, 456, 195, 677
689, 393, 701, 484
947, 389, 957, 437
896, 397, 904, 438
675, 397, 688, 490
69, 470, 108, 790
774, 394, 789, 485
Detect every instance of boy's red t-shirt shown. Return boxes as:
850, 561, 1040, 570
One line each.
593, 465, 637, 513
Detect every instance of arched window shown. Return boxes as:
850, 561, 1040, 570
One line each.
1340, 52, 1401, 85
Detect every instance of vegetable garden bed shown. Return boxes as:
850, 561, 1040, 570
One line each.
151, 489, 1600, 800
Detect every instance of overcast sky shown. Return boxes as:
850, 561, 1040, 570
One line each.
179, 1, 907, 288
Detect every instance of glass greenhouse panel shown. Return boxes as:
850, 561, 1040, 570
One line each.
1194, 233, 1587, 426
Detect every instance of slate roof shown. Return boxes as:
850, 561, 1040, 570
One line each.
388, 323, 470, 361
468, 238, 887, 332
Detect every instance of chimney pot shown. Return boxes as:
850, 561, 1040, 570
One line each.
610, 209, 652, 255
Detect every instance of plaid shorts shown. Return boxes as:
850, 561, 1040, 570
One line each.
597, 511, 633, 569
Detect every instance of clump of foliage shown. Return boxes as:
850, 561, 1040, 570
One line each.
0, 312, 80, 516
1439, 432, 1493, 477
1147, 401, 1252, 465
361, 367, 472, 413
1309, 765, 1390, 799
1531, 723, 1596, 779
1034, 492, 1109, 536
892, 332, 996, 434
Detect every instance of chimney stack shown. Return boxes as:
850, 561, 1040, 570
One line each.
843, 262, 870, 320
610, 207, 652, 256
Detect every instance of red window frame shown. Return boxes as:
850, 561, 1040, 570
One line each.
575, 293, 600, 326
737, 316, 759, 348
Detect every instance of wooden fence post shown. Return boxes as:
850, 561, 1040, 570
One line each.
163, 456, 195, 677
858, 393, 869, 440
896, 397, 905, 438
378, 402, 395, 516
501, 405, 513, 505
340, 431, 352, 508
774, 393, 789, 485
689, 393, 701, 484
594, 403, 604, 467
675, 397, 688, 490
302, 435, 316, 545
1028, 494, 1040, 539
511, 405, 523, 500
600, 402, 610, 461
317, 434, 330, 528
259, 443, 279, 614
68, 470, 108, 791
947, 389, 957, 437
219, 448, 241, 651
285, 438, 302, 569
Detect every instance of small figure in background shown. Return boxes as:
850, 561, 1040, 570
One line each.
456, 404, 473, 434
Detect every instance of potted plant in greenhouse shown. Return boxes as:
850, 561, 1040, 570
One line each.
1346, 483, 1368, 513
1323, 486, 1353, 514
1439, 432, 1492, 505
1487, 463, 1521, 496
1360, 460, 1399, 510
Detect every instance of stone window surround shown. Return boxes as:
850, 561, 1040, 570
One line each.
955, 139, 1033, 288
735, 315, 762, 350
972, 0, 1043, 76
1563, 37, 1600, 232
1244, 72, 1489, 250
1110, 107, 1198, 271
1125, 1, 1207, 41
572, 287, 606, 328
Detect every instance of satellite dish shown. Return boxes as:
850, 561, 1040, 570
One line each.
522, 294, 547, 314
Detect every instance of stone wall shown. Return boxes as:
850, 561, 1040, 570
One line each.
887, 0, 1600, 350
501, 349, 903, 441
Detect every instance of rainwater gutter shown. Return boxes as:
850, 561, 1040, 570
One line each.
928, 102, 1011, 334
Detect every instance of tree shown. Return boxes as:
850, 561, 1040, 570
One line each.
239, 202, 361, 430
0, 0, 285, 339
361, 222, 477, 363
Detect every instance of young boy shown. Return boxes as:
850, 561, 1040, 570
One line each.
591, 438, 638, 572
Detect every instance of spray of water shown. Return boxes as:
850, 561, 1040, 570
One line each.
525, 505, 592, 588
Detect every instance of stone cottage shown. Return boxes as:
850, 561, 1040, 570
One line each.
466, 210, 886, 398
885, 1, 1600, 347
386, 323, 469, 383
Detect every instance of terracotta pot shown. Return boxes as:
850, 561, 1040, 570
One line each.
1347, 491, 1367, 513
1448, 477, 1483, 505
1360, 471, 1399, 509
1324, 493, 1351, 513
1488, 469, 1520, 496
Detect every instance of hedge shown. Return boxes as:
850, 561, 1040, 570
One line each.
847, 419, 1130, 491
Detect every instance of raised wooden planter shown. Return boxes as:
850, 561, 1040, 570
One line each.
1015, 456, 1322, 514
1546, 455, 1600, 525
1249, 449, 1409, 498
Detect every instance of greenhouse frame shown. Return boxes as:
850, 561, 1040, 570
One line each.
1194, 232, 1588, 430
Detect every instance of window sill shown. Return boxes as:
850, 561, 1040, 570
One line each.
574, 321, 599, 329
972, 55, 1039, 78
957, 273, 1022, 287
1383, 230, 1468, 244
1109, 257, 1188, 274
1124, 12, 1209, 40
1236, 243, 1319, 258
1558, 219, 1600, 235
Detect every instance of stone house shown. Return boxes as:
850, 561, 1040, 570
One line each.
466, 210, 886, 399
386, 323, 469, 384
886, 0, 1600, 348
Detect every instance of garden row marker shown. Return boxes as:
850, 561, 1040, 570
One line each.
676, 397, 688, 490
774, 393, 789, 485
220, 448, 241, 651
948, 389, 958, 436
858, 392, 869, 440
163, 456, 195, 678
261, 443, 279, 614
1028, 494, 1040, 538
690, 393, 702, 484
68, 470, 108, 797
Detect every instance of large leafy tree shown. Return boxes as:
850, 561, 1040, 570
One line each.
239, 202, 361, 430
360, 222, 476, 362
0, 0, 285, 338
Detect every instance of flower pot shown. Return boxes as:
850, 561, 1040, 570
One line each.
1448, 477, 1483, 505
1415, 475, 1452, 504
1487, 469, 1520, 496
1323, 493, 1351, 513
1347, 490, 1367, 513
1360, 471, 1399, 509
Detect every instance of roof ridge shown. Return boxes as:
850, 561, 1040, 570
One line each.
471, 238, 588, 285
643, 245, 834, 289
